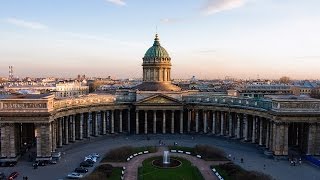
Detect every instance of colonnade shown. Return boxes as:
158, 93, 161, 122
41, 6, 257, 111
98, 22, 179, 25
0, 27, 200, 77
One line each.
1, 108, 320, 162
135, 110, 183, 134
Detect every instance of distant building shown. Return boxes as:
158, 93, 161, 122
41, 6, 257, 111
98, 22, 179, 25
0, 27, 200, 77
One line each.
54, 81, 89, 98
231, 83, 293, 98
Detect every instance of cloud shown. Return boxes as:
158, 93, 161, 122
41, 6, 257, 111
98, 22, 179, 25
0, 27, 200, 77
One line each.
106, 0, 126, 6
201, 0, 247, 15
5, 17, 48, 30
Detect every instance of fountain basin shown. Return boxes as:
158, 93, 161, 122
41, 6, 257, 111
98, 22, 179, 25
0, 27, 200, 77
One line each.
152, 157, 182, 168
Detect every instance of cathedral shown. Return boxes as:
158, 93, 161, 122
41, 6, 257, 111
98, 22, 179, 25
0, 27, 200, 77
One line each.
0, 34, 320, 162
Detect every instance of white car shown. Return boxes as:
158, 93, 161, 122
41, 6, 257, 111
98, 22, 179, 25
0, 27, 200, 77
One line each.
84, 155, 97, 162
67, 172, 83, 179
90, 153, 100, 158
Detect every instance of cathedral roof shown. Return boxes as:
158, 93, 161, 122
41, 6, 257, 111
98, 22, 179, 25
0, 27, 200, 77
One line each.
144, 34, 170, 59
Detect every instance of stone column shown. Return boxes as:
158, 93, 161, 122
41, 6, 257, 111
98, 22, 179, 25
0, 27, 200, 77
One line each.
101, 111, 106, 135
307, 123, 317, 155
144, 111, 148, 134
220, 112, 224, 136
187, 110, 191, 132
153, 110, 157, 134
252, 116, 256, 143
95, 113, 99, 136
52, 121, 57, 152
0, 123, 18, 158
58, 118, 63, 147
259, 118, 263, 146
111, 110, 114, 134
162, 110, 166, 134
212, 111, 216, 134
71, 115, 76, 142
64, 116, 69, 145
236, 114, 241, 139
35, 123, 52, 159
136, 111, 139, 134
171, 110, 175, 134
266, 120, 270, 148
243, 114, 248, 141
127, 109, 131, 133
180, 110, 183, 134
195, 110, 199, 133
203, 111, 207, 133
228, 112, 232, 137
91, 113, 96, 136
119, 110, 123, 133
272, 122, 277, 152
87, 112, 91, 137
283, 123, 289, 155
79, 113, 84, 140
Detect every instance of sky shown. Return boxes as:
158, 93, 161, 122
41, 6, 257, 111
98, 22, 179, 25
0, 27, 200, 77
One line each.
1, 0, 320, 80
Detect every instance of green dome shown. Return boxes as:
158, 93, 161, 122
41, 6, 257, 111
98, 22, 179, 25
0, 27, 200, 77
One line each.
144, 34, 170, 59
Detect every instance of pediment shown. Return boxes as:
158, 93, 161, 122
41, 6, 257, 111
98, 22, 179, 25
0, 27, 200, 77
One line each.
136, 94, 181, 105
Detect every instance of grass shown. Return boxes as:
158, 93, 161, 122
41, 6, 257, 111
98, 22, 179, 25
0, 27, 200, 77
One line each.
82, 165, 122, 180
102, 146, 157, 162
169, 145, 228, 161
138, 156, 204, 180
211, 163, 272, 180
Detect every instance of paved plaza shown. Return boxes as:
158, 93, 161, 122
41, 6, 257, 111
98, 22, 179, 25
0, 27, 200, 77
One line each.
0, 134, 319, 180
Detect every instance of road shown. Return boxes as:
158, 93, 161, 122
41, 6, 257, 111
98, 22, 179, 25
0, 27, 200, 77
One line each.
0, 134, 319, 180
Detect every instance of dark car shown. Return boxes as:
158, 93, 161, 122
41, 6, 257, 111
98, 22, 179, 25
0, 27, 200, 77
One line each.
74, 167, 88, 173
7, 172, 18, 180
79, 161, 93, 167
1, 162, 17, 167
85, 159, 95, 164
37, 160, 48, 166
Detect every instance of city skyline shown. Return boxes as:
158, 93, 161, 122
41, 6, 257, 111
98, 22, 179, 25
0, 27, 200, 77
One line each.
1, 0, 320, 79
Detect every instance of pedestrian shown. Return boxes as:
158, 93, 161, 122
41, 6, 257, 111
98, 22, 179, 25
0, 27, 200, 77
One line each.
240, 158, 244, 163
263, 164, 266, 169
299, 158, 302, 165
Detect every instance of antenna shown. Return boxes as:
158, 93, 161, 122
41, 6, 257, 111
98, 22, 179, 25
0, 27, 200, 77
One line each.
156, 25, 158, 34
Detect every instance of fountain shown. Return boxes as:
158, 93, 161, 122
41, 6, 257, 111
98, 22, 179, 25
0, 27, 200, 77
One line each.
163, 151, 170, 164
152, 150, 181, 168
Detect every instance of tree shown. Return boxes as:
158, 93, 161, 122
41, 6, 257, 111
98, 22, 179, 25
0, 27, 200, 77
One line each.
279, 76, 290, 84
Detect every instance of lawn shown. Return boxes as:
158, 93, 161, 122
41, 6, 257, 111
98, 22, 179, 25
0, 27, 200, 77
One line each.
82, 165, 122, 180
138, 156, 204, 180
211, 163, 272, 180
169, 145, 228, 161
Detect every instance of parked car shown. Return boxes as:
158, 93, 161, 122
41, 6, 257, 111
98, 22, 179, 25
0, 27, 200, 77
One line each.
34, 160, 47, 166
52, 152, 61, 161
48, 160, 57, 164
79, 161, 93, 167
74, 167, 88, 173
84, 156, 97, 163
89, 153, 100, 158
85, 159, 95, 164
7, 172, 18, 180
66, 172, 83, 179
1, 162, 17, 167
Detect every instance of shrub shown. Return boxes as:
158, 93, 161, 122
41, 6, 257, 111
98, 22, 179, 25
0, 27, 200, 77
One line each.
213, 162, 272, 180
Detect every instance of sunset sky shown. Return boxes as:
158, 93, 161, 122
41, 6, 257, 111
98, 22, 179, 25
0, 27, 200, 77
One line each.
1, 0, 320, 80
